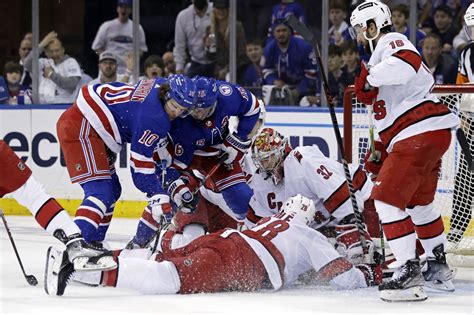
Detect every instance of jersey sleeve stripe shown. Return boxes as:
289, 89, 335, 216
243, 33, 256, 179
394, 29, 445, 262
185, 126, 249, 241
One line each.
244, 93, 261, 117
392, 49, 422, 72
378, 100, 452, 148
414, 215, 445, 239
323, 168, 367, 214
316, 257, 353, 282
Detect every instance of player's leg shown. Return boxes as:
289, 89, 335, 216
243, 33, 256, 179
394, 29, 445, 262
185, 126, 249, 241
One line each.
96, 171, 122, 242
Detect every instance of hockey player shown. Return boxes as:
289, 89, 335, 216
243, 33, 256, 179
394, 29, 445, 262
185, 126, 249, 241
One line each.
0, 140, 115, 271
45, 194, 382, 296
56, 74, 197, 244
448, 3, 474, 247
249, 128, 374, 264
128, 76, 262, 250
350, 1, 459, 302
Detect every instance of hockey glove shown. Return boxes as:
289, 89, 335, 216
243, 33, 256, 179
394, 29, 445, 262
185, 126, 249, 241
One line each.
335, 223, 373, 265
220, 132, 252, 164
363, 141, 388, 175
147, 194, 174, 223
168, 176, 199, 213
354, 61, 378, 105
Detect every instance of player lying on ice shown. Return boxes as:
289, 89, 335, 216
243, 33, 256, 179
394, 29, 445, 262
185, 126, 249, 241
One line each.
44, 194, 382, 296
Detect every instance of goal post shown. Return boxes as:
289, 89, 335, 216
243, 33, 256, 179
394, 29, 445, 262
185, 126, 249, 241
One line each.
343, 84, 474, 266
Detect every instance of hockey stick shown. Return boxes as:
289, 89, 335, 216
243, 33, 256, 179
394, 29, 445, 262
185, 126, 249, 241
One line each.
287, 15, 371, 260
0, 209, 38, 286
456, 128, 473, 172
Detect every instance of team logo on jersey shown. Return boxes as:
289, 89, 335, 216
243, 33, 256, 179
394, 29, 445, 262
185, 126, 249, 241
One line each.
17, 162, 25, 171
195, 139, 205, 146
219, 84, 233, 96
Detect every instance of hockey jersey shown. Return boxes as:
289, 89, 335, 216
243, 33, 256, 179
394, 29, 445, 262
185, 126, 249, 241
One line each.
75, 79, 171, 196
366, 32, 459, 151
248, 145, 372, 229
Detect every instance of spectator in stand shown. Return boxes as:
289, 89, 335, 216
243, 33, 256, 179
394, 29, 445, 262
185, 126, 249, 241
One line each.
162, 51, 176, 77
23, 31, 81, 104
267, 0, 306, 42
391, 4, 426, 53
262, 19, 319, 105
427, 5, 459, 54
204, 0, 248, 81
18, 37, 32, 87
328, 0, 351, 46
241, 38, 264, 93
0, 61, 32, 105
340, 41, 360, 88
421, 33, 458, 84
89, 51, 129, 85
174, 0, 214, 77
91, 0, 148, 74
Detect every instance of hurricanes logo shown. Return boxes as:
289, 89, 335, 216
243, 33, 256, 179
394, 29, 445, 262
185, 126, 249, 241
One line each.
75, 163, 82, 171
17, 162, 25, 171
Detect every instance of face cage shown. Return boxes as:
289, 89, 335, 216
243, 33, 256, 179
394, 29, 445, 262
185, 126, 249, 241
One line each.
252, 145, 286, 185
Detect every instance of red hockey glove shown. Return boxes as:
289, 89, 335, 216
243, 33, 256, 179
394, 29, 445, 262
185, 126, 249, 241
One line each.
147, 194, 174, 223
363, 141, 388, 175
354, 61, 378, 105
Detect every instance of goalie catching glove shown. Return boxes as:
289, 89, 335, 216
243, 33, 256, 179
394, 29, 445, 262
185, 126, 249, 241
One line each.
363, 141, 388, 175
147, 194, 174, 223
220, 132, 252, 164
335, 222, 374, 264
167, 175, 199, 213
354, 61, 378, 105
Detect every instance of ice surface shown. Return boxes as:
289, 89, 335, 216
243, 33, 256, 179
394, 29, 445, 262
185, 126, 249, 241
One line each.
1, 216, 473, 315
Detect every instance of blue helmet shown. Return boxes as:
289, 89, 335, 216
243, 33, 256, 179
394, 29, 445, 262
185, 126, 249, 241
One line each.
168, 74, 197, 110
194, 76, 218, 109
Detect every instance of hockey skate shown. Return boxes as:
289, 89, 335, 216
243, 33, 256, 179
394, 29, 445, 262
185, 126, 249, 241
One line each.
379, 258, 427, 302
44, 246, 75, 296
422, 244, 455, 292
54, 230, 116, 271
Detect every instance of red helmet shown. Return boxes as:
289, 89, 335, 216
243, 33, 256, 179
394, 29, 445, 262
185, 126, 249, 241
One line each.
251, 128, 292, 185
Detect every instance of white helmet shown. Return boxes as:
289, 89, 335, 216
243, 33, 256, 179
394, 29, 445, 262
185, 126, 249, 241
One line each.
279, 194, 316, 226
464, 3, 474, 40
350, 1, 391, 51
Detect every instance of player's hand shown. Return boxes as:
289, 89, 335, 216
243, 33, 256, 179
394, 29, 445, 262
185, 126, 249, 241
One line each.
168, 176, 199, 213
354, 61, 378, 105
147, 194, 174, 223
221, 132, 251, 165
363, 141, 388, 175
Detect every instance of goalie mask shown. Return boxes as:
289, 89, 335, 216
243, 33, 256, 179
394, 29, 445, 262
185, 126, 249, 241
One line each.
350, 1, 392, 52
251, 128, 292, 185
464, 3, 474, 40
279, 194, 316, 226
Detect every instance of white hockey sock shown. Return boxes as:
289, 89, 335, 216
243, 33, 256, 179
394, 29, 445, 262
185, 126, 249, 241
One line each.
375, 200, 417, 266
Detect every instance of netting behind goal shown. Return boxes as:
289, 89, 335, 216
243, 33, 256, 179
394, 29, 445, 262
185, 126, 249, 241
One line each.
343, 85, 473, 263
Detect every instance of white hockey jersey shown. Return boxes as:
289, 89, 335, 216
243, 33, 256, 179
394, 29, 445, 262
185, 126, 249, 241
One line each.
248, 145, 372, 229
366, 32, 459, 151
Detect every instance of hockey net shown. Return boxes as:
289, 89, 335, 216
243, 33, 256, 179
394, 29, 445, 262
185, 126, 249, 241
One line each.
343, 85, 474, 266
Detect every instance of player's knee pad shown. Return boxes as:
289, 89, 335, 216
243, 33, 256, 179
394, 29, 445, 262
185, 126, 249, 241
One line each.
374, 200, 408, 223
221, 183, 253, 220
81, 179, 117, 210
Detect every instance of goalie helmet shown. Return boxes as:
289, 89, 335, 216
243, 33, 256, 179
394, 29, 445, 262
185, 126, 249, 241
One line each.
464, 3, 474, 40
251, 128, 292, 185
350, 1, 391, 51
279, 194, 316, 226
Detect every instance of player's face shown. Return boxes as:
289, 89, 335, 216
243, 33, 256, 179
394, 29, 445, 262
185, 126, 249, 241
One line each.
246, 44, 263, 63
391, 11, 406, 29
164, 98, 187, 120
190, 104, 216, 120
99, 60, 117, 78
6, 71, 21, 85
274, 25, 290, 45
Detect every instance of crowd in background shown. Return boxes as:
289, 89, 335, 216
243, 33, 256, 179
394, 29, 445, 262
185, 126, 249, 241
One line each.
0, 0, 471, 106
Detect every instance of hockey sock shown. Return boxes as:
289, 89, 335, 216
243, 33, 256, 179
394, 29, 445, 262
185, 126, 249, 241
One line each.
221, 183, 253, 220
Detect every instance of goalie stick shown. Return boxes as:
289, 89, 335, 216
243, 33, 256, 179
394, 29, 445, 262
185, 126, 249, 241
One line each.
286, 15, 371, 261
0, 209, 38, 286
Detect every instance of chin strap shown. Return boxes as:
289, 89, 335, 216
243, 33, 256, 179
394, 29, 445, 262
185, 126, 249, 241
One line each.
363, 29, 380, 53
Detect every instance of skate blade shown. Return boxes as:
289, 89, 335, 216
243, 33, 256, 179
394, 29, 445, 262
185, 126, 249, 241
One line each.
380, 285, 428, 302
73, 256, 117, 271
44, 246, 62, 296
424, 279, 455, 292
